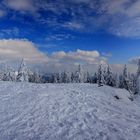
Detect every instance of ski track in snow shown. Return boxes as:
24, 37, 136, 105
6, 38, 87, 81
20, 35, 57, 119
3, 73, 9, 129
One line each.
0, 82, 140, 140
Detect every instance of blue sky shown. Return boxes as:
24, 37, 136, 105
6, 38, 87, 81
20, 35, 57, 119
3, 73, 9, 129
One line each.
0, 0, 140, 71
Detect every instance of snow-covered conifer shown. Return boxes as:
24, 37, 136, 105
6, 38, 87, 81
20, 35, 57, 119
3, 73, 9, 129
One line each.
34, 70, 42, 83
118, 74, 124, 88
85, 72, 91, 83
53, 73, 58, 83
74, 65, 83, 83
62, 71, 68, 83
105, 65, 114, 87
2, 66, 16, 81
122, 65, 130, 90
71, 72, 75, 83
17, 59, 29, 82
92, 72, 98, 83
136, 59, 140, 94
97, 65, 103, 87
129, 73, 137, 94
102, 67, 107, 85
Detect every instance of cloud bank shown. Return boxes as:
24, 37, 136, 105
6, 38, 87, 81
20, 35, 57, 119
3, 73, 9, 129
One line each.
0, 39, 47, 64
50, 49, 106, 65
0, 38, 135, 73
0, 39, 109, 72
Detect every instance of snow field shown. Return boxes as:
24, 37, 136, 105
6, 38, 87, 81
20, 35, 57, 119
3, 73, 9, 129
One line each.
0, 82, 140, 140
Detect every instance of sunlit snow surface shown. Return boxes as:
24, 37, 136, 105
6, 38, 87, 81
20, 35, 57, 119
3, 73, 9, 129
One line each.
0, 82, 140, 140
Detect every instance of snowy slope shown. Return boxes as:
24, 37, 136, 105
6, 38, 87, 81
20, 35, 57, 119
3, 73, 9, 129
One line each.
0, 82, 140, 140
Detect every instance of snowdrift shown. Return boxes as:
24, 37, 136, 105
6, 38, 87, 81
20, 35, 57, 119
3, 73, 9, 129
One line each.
0, 82, 140, 140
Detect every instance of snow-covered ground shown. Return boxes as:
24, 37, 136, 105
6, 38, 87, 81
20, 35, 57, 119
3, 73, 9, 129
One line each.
0, 82, 140, 140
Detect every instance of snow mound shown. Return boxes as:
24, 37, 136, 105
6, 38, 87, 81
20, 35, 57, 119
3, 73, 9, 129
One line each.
0, 82, 140, 140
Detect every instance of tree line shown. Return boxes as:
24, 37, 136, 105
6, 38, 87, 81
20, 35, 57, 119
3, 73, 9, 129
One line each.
0, 59, 140, 94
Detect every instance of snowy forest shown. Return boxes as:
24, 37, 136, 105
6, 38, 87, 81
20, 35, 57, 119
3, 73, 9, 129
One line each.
0, 58, 140, 95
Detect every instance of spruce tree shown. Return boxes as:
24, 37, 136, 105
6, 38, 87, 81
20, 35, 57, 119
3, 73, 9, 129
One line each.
92, 72, 97, 83
136, 59, 140, 94
74, 65, 83, 83
105, 65, 114, 87
86, 72, 91, 83
34, 70, 41, 83
17, 59, 29, 82
97, 65, 103, 87
122, 64, 130, 91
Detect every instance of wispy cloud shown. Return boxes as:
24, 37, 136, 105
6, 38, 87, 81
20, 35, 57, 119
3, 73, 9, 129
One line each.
1, 0, 140, 38
0, 27, 19, 38
0, 9, 6, 17
38, 0, 140, 38
99, 0, 140, 38
62, 22, 84, 30
45, 34, 75, 41
3, 0, 36, 13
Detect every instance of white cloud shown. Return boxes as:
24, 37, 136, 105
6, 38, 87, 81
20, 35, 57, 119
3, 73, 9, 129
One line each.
109, 17, 140, 38
125, 1, 140, 17
0, 39, 48, 64
3, 0, 36, 13
99, 0, 140, 18
0, 39, 131, 73
39, 49, 108, 73
50, 49, 107, 65
99, 0, 128, 15
62, 22, 84, 30
99, 0, 140, 38
2, 0, 140, 38
128, 57, 140, 65
45, 34, 74, 41
0, 39, 106, 66
0, 39, 109, 72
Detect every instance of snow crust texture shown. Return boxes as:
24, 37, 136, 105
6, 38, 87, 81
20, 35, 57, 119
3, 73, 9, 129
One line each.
0, 82, 140, 140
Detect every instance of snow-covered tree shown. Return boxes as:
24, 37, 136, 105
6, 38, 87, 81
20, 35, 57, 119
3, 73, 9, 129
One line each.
85, 72, 91, 83
17, 59, 29, 82
33, 70, 42, 83
112, 73, 118, 87
73, 65, 83, 83
77, 64, 83, 83
136, 59, 140, 94
118, 74, 124, 88
52, 73, 58, 83
97, 65, 103, 87
0, 72, 3, 81
128, 73, 137, 94
71, 72, 75, 83
92, 72, 98, 83
102, 67, 107, 85
123, 65, 127, 78
52, 73, 61, 83
63, 72, 71, 83
105, 65, 114, 87
59, 72, 63, 83
28, 72, 34, 83
119, 65, 129, 90
2, 66, 16, 81
119, 65, 133, 94
122, 65, 130, 90
61, 71, 69, 83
